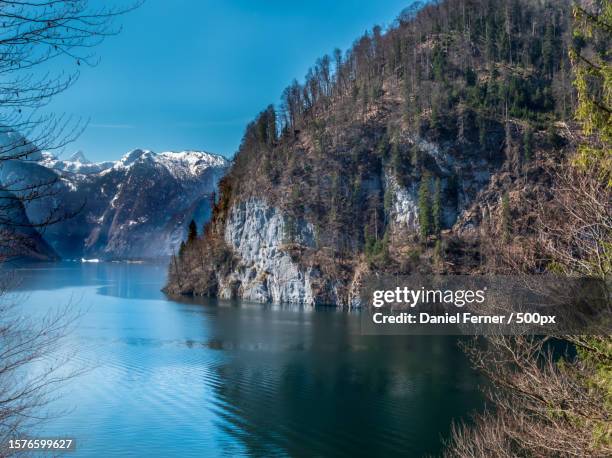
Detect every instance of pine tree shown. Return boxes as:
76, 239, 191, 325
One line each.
256, 105, 277, 146
391, 142, 401, 176
187, 219, 198, 244
383, 186, 393, 214
432, 178, 442, 235
542, 21, 555, 77
418, 174, 432, 240
465, 67, 477, 86
432, 46, 446, 81
410, 144, 421, 171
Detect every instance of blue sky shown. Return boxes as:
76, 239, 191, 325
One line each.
44, 0, 410, 161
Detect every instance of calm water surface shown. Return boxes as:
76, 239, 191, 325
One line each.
10, 262, 484, 457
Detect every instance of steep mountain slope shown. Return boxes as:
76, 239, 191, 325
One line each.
0, 188, 59, 261
1, 148, 229, 259
167, 0, 581, 306
0, 129, 59, 261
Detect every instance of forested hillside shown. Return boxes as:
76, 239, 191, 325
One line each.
167, 0, 595, 305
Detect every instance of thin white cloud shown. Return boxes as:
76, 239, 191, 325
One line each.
174, 118, 250, 128
90, 123, 136, 129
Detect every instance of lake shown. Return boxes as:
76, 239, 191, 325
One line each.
8, 262, 484, 457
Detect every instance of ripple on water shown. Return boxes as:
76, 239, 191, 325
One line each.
15, 263, 484, 457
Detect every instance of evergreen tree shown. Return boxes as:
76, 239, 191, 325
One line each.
542, 21, 555, 77
410, 144, 421, 171
383, 186, 393, 214
432, 178, 442, 235
465, 67, 477, 86
256, 105, 277, 146
187, 219, 198, 244
418, 174, 432, 240
485, 14, 497, 62
178, 241, 186, 258
432, 46, 446, 81
447, 174, 459, 212
391, 142, 401, 176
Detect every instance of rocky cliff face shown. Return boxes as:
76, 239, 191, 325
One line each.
217, 198, 318, 304
384, 171, 419, 232
1, 148, 229, 259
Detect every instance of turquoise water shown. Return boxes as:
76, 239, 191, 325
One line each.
10, 262, 483, 457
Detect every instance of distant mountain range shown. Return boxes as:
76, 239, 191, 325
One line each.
0, 144, 229, 260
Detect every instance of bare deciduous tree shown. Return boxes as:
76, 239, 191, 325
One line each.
539, 163, 612, 278
0, 0, 139, 449
0, 289, 82, 456
445, 335, 612, 457
0, 0, 141, 258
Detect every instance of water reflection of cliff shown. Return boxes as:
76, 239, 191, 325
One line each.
183, 303, 485, 457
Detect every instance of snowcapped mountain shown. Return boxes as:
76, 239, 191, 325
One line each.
106, 148, 228, 179
41, 151, 115, 175
2, 147, 229, 260
42, 148, 228, 180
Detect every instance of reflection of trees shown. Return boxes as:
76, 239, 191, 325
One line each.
196, 306, 483, 456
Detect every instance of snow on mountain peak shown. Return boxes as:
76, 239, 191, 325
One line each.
69, 150, 91, 163
40, 146, 228, 180
41, 152, 114, 175
158, 150, 228, 167
109, 148, 228, 178
156, 150, 229, 179
119, 148, 152, 166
